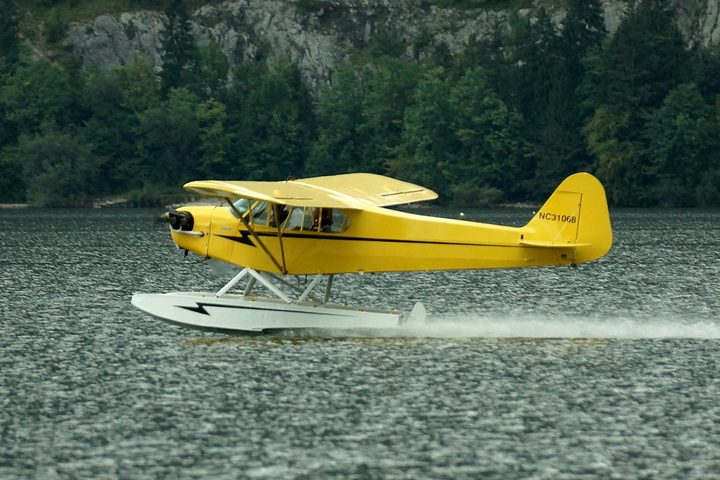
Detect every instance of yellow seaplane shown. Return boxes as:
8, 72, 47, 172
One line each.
132, 172, 612, 333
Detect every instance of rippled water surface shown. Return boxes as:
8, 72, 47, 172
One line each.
2, 207, 720, 479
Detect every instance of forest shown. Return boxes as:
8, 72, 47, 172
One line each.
1, 0, 719, 207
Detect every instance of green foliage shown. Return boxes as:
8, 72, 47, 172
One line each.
391, 68, 456, 196
135, 87, 201, 187
0, 145, 26, 202
0, 59, 76, 135
584, 107, 648, 206
580, 0, 689, 116
196, 97, 231, 177
19, 130, 100, 207
159, 0, 201, 97
222, 58, 315, 180
392, 66, 528, 204
420, 0, 530, 10
0, 0, 20, 66
3, 1, 720, 208
305, 66, 364, 176
645, 83, 716, 206
115, 58, 161, 112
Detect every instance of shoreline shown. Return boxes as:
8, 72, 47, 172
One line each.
0, 204, 29, 209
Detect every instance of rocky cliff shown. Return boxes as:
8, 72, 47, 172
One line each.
64, 0, 720, 90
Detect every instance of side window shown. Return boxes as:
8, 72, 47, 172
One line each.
251, 201, 269, 226
284, 207, 307, 231
331, 209, 350, 232
269, 205, 290, 228
282, 207, 350, 233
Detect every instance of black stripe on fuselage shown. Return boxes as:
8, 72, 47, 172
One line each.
217, 230, 521, 249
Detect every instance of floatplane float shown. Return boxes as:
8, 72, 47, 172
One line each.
132, 172, 612, 333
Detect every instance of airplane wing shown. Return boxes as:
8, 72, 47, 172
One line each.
184, 173, 438, 209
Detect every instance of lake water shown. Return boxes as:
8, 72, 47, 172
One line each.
1, 207, 720, 479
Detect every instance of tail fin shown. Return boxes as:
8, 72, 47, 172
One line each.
522, 173, 612, 265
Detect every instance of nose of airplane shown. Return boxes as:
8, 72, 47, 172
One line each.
167, 209, 194, 231
166, 206, 215, 258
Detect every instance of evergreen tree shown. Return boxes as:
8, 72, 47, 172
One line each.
198, 42, 230, 95
116, 58, 161, 113
223, 59, 314, 180
0, 144, 24, 202
20, 130, 99, 207
391, 68, 456, 197
0, 59, 77, 136
135, 87, 201, 187
560, 0, 607, 91
580, 0, 690, 204
357, 57, 424, 174
305, 65, 364, 176
221, 62, 267, 179
449, 67, 528, 204
79, 66, 141, 194
0, 0, 20, 67
159, 0, 201, 97
645, 83, 714, 206
196, 97, 231, 177
580, 0, 689, 116
583, 106, 647, 206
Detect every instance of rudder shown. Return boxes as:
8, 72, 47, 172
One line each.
522, 173, 612, 265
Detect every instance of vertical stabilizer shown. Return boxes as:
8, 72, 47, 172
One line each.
523, 173, 612, 264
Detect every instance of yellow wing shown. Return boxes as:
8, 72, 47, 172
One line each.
183, 173, 438, 208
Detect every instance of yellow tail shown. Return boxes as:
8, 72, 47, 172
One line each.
522, 173, 612, 265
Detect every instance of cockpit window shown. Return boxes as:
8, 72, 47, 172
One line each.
282, 207, 349, 233
230, 201, 350, 232
229, 198, 249, 218
228, 198, 269, 225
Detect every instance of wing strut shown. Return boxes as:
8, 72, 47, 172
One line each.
273, 204, 288, 273
225, 198, 288, 274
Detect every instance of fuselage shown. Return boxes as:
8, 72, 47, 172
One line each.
170, 203, 587, 275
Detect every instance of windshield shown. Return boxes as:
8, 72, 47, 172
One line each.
228, 199, 268, 222
229, 198, 249, 217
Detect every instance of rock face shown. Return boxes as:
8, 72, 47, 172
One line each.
64, 0, 720, 90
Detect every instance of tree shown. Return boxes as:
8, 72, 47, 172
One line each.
159, 0, 201, 97
196, 97, 231, 177
357, 56, 424, 174
579, 0, 692, 206
0, 59, 76, 136
19, 130, 100, 206
305, 65, 364, 176
135, 87, 201, 187
198, 42, 230, 95
115, 58, 161, 113
645, 83, 714, 206
583, 106, 647, 206
224, 58, 315, 180
79, 65, 140, 194
449, 67, 528, 204
391, 68, 456, 198
307, 57, 423, 176
560, 0, 607, 91
580, 0, 689, 116
0, 0, 20, 67
0, 144, 25, 202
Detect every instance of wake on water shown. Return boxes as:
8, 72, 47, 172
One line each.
283, 315, 720, 340
390, 314, 720, 339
